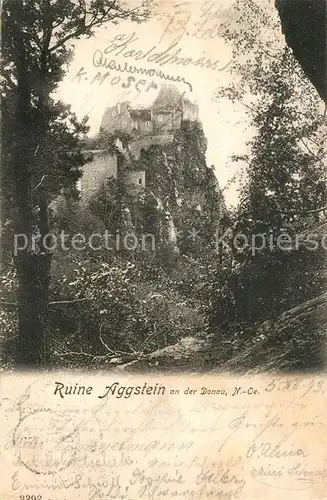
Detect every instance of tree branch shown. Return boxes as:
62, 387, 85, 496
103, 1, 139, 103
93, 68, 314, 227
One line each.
49, 298, 91, 305
0, 298, 91, 308
0, 301, 17, 308
1, 69, 17, 89
48, 3, 125, 53
280, 205, 327, 215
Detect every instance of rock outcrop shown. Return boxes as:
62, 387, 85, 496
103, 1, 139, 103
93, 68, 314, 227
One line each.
116, 336, 213, 373
115, 292, 327, 374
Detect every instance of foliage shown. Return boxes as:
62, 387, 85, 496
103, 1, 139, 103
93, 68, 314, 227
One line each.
209, 0, 327, 339
1, 0, 150, 365
83, 129, 133, 151
42, 118, 225, 367
48, 255, 205, 369
1, 0, 325, 371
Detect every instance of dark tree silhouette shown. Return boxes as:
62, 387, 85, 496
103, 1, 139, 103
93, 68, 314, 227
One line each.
276, 0, 327, 102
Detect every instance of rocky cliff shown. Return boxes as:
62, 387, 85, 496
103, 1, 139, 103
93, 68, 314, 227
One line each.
118, 120, 225, 259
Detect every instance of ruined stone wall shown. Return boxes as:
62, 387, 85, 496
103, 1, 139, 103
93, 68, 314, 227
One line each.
79, 151, 118, 205
124, 170, 146, 189
129, 134, 174, 159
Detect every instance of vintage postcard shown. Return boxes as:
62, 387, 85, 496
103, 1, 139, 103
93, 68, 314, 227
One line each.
1, 0, 326, 499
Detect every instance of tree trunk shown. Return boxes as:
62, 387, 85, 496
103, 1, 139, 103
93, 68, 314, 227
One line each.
11, 6, 53, 367
14, 190, 52, 367
15, 252, 52, 367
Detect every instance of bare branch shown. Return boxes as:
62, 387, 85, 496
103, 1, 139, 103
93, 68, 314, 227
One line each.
280, 205, 327, 215
49, 298, 90, 305
0, 297, 91, 308
33, 174, 48, 191
99, 325, 115, 354
49, 2, 137, 53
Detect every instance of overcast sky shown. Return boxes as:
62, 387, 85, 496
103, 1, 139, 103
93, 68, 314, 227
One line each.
56, 0, 283, 206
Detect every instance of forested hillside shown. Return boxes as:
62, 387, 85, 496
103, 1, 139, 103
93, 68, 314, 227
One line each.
1, 119, 226, 369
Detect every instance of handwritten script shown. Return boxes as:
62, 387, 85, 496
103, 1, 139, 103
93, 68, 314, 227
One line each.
154, 1, 237, 44
1, 374, 326, 499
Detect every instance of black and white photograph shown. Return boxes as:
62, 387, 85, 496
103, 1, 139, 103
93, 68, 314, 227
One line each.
1, 0, 326, 374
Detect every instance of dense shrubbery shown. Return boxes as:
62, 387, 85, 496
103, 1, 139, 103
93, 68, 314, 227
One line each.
48, 254, 206, 369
